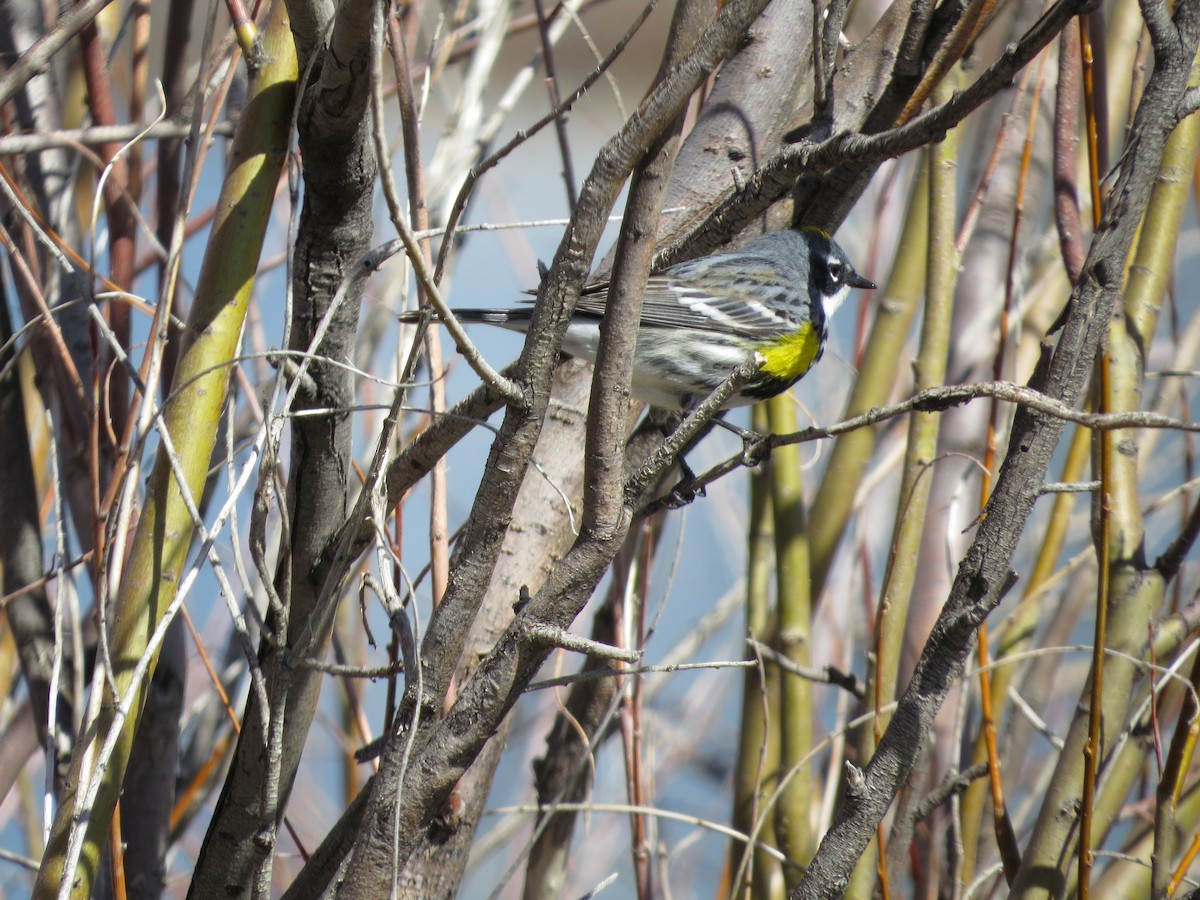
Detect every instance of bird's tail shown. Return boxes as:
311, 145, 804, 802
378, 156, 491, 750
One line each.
397, 308, 532, 327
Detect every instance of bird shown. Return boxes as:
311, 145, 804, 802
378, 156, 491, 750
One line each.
401, 228, 874, 410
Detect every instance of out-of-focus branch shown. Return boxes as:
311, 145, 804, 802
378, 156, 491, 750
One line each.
0, 0, 115, 108
0, 289, 75, 786
1054, 21, 1087, 285
0, 120, 234, 154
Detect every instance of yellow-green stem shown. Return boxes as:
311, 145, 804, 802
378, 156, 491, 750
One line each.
730, 401, 784, 899
768, 393, 814, 886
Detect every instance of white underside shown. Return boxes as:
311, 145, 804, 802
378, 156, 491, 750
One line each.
554, 322, 755, 409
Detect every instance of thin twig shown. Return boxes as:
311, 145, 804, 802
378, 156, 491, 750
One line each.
912, 762, 989, 823
748, 638, 865, 698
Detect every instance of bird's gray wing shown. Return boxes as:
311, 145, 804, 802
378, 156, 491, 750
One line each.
574, 254, 799, 338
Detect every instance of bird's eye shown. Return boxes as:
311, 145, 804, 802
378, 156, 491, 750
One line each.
826, 258, 843, 284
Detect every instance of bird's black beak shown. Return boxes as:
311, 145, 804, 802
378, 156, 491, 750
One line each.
847, 272, 876, 290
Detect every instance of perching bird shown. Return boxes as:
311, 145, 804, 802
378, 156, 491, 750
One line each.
402, 228, 874, 410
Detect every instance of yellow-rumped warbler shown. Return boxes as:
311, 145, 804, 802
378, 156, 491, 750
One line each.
405, 228, 874, 409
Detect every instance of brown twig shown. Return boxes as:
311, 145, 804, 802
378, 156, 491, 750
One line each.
1077, 11, 1107, 896
1053, 21, 1086, 284
533, 0, 578, 213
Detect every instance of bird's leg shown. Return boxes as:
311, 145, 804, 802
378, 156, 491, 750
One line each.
643, 408, 705, 508
669, 455, 702, 507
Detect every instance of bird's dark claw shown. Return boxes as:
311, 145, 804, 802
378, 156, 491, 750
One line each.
664, 480, 704, 508
741, 433, 772, 467
666, 458, 705, 506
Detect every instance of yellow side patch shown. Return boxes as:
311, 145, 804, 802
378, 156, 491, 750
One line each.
759, 323, 821, 382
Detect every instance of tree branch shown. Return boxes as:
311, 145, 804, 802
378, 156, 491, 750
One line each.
658, 0, 1088, 267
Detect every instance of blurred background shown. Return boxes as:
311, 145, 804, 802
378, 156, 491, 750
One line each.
2, 0, 1200, 897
